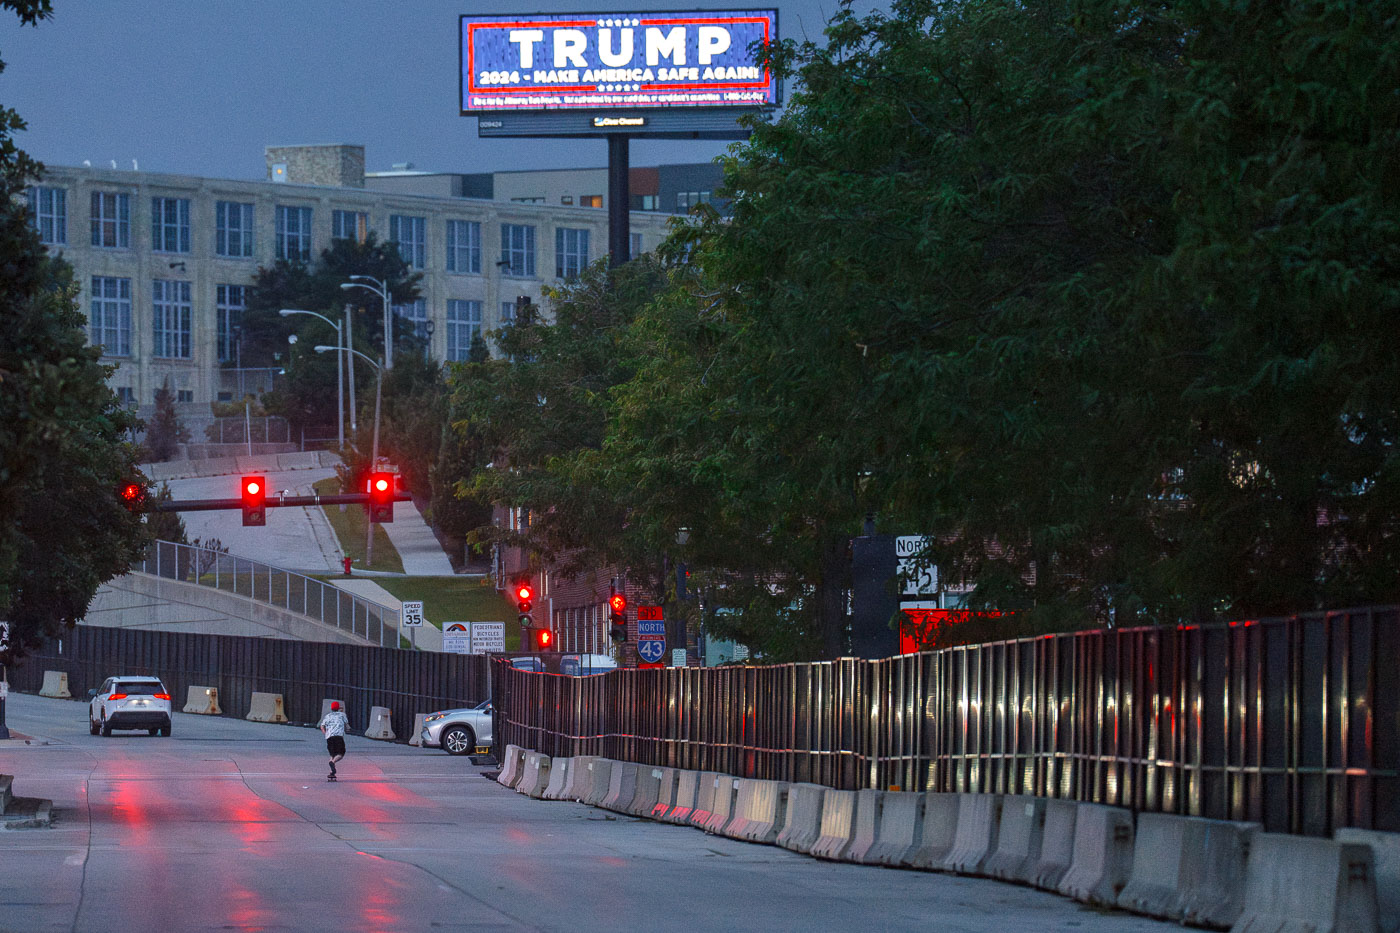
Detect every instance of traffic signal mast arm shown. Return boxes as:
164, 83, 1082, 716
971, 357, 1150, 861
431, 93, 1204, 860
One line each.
147, 491, 410, 512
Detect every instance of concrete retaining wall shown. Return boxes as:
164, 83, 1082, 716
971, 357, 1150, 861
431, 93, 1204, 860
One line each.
984, 795, 1046, 884
908, 792, 961, 870
1057, 803, 1134, 907
1233, 833, 1379, 933
776, 783, 827, 854
944, 794, 1002, 875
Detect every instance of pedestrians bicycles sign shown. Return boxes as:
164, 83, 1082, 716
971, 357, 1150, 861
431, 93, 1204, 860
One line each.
401, 601, 425, 626
636, 605, 665, 664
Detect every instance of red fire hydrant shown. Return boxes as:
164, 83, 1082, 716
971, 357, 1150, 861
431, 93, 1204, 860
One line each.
342, 556, 353, 576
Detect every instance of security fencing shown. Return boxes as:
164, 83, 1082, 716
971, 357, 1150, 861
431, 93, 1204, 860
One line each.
8, 625, 489, 737
493, 605, 1399, 836
139, 540, 400, 647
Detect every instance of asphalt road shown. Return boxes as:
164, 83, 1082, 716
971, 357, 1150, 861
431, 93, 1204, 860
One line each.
0, 693, 1177, 933
165, 468, 341, 572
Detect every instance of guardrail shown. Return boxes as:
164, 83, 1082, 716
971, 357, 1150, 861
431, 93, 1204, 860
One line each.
493, 605, 1400, 836
139, 540, 400, 647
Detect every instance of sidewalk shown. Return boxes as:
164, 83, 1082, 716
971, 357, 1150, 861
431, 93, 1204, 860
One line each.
381, 499, 455, 575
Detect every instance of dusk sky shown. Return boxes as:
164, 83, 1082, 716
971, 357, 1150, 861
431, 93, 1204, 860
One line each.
2, 1, 875, 181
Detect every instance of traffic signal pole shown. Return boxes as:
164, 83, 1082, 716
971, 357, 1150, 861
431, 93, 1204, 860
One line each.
148, 491, 408, 512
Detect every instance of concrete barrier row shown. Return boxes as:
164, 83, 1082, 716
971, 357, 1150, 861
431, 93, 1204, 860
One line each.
498, 750, 1397, 932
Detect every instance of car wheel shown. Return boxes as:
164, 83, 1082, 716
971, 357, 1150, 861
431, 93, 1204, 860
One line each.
148, 727, 159, 736
100, 715, 112, 737
441, 725, 475, 756
89, 717, 99, 736
160, 723, 172, 737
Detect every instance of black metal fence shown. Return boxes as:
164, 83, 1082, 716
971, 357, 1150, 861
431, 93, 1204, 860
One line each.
493, 606, 1399, 836
9, 626, 490, 737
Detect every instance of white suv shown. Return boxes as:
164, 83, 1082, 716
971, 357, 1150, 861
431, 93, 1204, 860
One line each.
88, 676, 173, 736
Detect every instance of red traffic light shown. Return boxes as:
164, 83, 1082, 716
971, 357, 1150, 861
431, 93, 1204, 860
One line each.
117, 481, 147, 512
609, 593, 627, 614
367, 471, 395, 523
516, 583, 535, 603
241, 475, 266, 527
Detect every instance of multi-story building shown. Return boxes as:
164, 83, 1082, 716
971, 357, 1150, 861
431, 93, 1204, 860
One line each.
26, 143, 700, 419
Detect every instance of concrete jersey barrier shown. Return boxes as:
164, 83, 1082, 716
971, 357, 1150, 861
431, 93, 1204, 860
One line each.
1231, 833, 1379, 933
246, 692, 288, 723
648, 767, 679, 820
601, 761, 640, 813
723, 779, 788, 845
907, 792, 961, 870
560, 756, 598, 801
625, 767, 664, 818
810, 789, 858, 860
39, 671, 71, 699
364, 706, 395, 741
861, 791, 925, 867
775, 783, 827, 854
664, 769, 701, 824
497, 745, 526, 788
844, 789, 885, 863
1057, 803, 1135, 907
1336, 829, 1399, 933
515, 753, 553, 798
944, 794, 1002, 875
701, 775, 739, 835
182, 685, 221, 715
408, 713, 428, 747
541, 757, 572, 800
687, 771, 723, 830
984, 795, 1047, 883
579, 758, 614, 806
1118, 813, 1258, 928
1030, 798, 1080, 891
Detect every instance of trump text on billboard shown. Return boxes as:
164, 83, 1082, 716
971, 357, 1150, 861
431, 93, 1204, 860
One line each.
460, 10, 778, 112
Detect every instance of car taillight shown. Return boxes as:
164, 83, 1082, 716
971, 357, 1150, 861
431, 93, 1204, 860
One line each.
108, 693, 128, 700
154, 693, 170, 701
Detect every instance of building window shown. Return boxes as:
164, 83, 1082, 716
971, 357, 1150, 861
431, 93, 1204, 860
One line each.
561, 195, 573, 205
500, 223, 536, 277
395, 297, 428, 339
555, 227, 589, 280
388, 214, 426, 270
332, 209, 368, 243
90, 191, 130, 248
216, 201, 254, 257
630, 232, 643, 257
27, 186, 66, 244
151, 197, 191, 253
216, 284, 246, 363
676, 191, 713, 213
639, 194, 659, 211
116, 386, 136, 407
89, 276, 132, 357
579, 195, 602, 208
152, 279, 192, 359
177, 389, 194, 403
446, 299, 482, 362
510, 196, 544, 204
275, 205, 313, 262
500, 300, 517, 326
446, 220, 481, 274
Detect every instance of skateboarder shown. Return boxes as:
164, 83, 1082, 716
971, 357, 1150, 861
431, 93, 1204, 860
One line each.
318, 701, 349, 781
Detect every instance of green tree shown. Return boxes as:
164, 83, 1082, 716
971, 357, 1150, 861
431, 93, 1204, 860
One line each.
144, 377, 190, 461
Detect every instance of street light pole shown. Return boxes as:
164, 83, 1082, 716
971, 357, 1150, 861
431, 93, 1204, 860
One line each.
280, 309, 344, 450
317, 344, 383, 568
341, 276, 393, 371
344, 303, 357, 435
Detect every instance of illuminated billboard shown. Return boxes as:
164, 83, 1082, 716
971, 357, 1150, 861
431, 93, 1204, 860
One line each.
460, 10, 778, 113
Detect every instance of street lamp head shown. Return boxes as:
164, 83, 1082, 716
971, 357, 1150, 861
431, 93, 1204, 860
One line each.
314, 345, 336, 354
338, 283, 356, 290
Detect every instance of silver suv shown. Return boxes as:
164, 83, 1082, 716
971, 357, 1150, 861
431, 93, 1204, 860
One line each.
420, 699, 493, 755
88, 676, 173, 736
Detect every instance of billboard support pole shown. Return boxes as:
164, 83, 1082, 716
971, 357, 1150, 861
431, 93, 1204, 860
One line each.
608, 134, 630, 267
